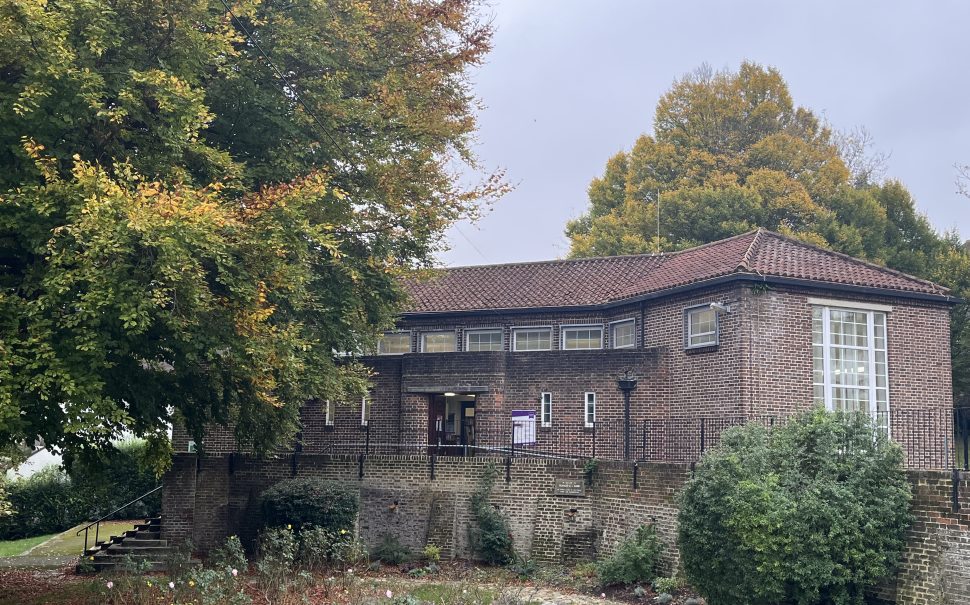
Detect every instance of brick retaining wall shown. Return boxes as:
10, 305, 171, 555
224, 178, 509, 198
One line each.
162, 454, 969, 603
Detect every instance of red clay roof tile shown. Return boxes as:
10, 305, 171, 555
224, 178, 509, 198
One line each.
403, 230, 949, 313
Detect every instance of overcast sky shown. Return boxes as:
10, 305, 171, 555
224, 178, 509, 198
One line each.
438, 0, 970, 267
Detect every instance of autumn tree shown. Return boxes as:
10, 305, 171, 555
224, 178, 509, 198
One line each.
567, 62, 970, 399
0, 0, 504, 468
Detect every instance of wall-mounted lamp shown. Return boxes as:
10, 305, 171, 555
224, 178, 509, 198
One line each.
709, 302, 732, 314
444, 391, 456, 397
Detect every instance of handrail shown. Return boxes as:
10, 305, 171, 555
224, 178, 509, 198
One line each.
76, 484, 163, 555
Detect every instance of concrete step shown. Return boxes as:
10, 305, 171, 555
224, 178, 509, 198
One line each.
120, 538, 168, 547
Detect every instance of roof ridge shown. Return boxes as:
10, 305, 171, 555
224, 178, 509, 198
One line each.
755, 229, 949, 294
737, 227, 763, 272
434, 229, 762, 272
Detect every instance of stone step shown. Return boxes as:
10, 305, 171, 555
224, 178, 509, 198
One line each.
92, 559, 168, 572
103, 544, 172, 556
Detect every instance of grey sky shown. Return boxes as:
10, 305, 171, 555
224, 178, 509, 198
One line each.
439, 0, 970, 267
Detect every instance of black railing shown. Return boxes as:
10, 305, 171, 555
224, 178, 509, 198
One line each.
76, 485, 163, 555
324, 407, 959, 471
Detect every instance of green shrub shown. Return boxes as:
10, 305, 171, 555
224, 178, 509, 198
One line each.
469, 463, 515, 565
652, 575, 683, 594
595, 524, 663, 586
64, 439, 162, 521
372, 534, 413, 564
678, 408, 913, 605
259, 477, 358, 532
0, 467, 82, 539
0, 440, 164, 540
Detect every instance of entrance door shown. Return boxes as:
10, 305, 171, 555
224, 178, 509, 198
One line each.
427, 394, 477, 455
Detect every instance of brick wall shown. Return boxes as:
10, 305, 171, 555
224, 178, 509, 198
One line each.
875, 470, 970, 605
172, 283, 954, 470
164, 454, 970, 603
164, 453, 686, 572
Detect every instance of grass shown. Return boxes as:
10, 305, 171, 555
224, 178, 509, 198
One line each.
0, 533, 57, 557
0, 520, 139, 559
32, 520, 140, 557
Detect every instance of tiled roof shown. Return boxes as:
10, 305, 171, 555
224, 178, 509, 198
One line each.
403, 230, 951, 314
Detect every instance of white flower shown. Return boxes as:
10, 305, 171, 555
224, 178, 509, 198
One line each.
169, 582, 175, 589
106, 581, 113, 589
601, 593, 606, 598
386, 590, 394, 598
231, 568, 238, 577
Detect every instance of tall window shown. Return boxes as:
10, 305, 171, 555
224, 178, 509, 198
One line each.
584, 392, 596, 428
562, 325, 603, 350
360, 396, 371, 426
812, 306, 889, 427
513, 328, 552, 351
421, 331, 456, 353
325, 400, 335, 426
466, 329, 503, 351
378, 332, 410, 355
685, 306, 718, 348
540, 392, 552, 427
611, 319, 636, 349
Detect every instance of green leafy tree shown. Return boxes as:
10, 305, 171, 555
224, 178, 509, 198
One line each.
567, 61, 970, 398
678, 410, 912, 605
0, 0, 504, 468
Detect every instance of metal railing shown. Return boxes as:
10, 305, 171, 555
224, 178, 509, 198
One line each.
322, 407, 961, 470
76, 485, 163, 555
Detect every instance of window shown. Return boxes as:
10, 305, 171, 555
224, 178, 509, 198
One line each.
512, 327, 552, 351
466, 329, 503, 351
562, 325, 604, 350
325, 400, 335, 426
378, 332, 410, 355
360, 396, 371, 426
611, 319, 636, 349
812, 306, 889, 430
584, 392, 596, 428
540, 392, 552, 427
421, 331, 456, 353
685, 306, 718, 348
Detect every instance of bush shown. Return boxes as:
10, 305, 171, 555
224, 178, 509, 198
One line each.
0, 467, 82, 539
260, 477, 358, 532
595, 524, 663, 586
469, 463, 515, 565
64, 439, 162, 521
678, 408, 912, 605
0, 440, 164, 540
372, 534, 413, 564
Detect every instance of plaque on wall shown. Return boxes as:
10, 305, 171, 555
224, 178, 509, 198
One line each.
554, 479, 585, 497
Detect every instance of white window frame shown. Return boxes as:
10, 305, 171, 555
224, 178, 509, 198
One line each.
561, 324, 604, 350
464, 328, 504, 352
512, 326, 553, 352
360, 396, 371, 426
540, 392, 552, 427
609, 318, 637, 349
584, 392, 596, 428
420, 331, 457, 353
685, 305, 718, 349
812, 305, 890, 434
325, 399, 335, 426
377, 331, 411, 355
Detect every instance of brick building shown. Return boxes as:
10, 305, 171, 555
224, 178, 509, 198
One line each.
182, 228, 957, 467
